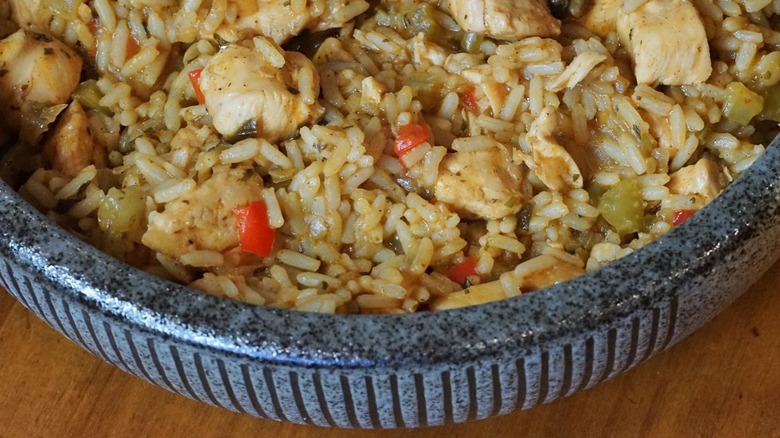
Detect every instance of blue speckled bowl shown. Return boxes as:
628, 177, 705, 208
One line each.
0, 137, 778, 428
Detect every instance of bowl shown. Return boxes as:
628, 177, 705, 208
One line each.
0, 136, 778, 428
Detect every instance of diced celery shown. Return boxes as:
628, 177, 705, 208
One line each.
460, 32, 483, 54
760, 85, 780, 122
74, 80, 107, 113
598, 179, 644, 235
723, 82, 764, 126
98, 186, 146, 235
410, 4, 442, 43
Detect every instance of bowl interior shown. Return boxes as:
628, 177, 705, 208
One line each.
1, 136, 779, 369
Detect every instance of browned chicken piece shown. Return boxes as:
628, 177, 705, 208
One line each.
199, 42, 324, 143
434, 143, 524, 220
226, 0, 369, 44
445, 0, 561, 41
8, 0, 46, 30
142, 168, 265, 258
668, 158, 722, 203
617, 0, 712, 86
580, 0, 621, 37
0, 29, 82, 130
519, 106, 584, 191
43, 101, 107, 178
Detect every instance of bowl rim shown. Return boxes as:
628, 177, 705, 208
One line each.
1, 137, 778, 370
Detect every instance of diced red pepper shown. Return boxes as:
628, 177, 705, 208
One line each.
188, 68, 206, 105
393, 122, 431, 158
126, 37, 141, 60
88, 18, 100, 35
672, 209, 696, 226
461, 87, 479, 112
233, 201, 276, 257
447, 256, 479, 286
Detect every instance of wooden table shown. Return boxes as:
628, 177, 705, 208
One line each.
1, 262, 779, 437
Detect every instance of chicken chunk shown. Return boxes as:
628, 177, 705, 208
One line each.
361, 76, 387, 107
519, 106, 584, 191
445, 0, 561, 41
142, 168, 265, 258
617, 0, 712, 86
226, 0, 369, 44
667, 158, 722, 203
8, 0, 46, 30
580, 0, 621, 37
0, 29, 82, 130
413, 34, 449, 67
434, 142, 524, 220
547, 48, 607, 92
43, 101, 106, 178
199, 42, 324, 143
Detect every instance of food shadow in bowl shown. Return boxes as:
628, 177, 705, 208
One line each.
0, 136, 778, 428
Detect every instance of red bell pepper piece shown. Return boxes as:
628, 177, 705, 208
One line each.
233, 201, 276, 257
447, 256, 479, 286
188, 68, 206, 105
393, 122, 432, 158
672, 209, 696, 226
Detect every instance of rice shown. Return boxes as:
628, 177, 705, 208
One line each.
0, 0, 774, 314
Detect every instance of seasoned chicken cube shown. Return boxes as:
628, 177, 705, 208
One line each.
519, 106, 584, 191
361, 76, 386, 107
0, 29, 82, 130
142, 168, 265, 258
199, 42, 324, 143
580, 0, 622, 37
413, 33, 449, 67
617, 0, 712, 85
668, 158, 722, 203
227, 0, 369, 44
231, 1, 309, 44
434, 142, 524, 220
43, 101, 106, 178
445, 0, 561, 41
8, 0, 45, 30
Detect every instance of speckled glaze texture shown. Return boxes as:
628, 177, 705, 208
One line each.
0, 138, 778, 428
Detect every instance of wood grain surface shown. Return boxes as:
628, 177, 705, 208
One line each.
1, 261, 779, 437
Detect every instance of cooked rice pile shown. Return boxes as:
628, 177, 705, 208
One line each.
1, 0, 778, 313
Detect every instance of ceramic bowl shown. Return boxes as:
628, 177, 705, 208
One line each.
1, 136, 778, 428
